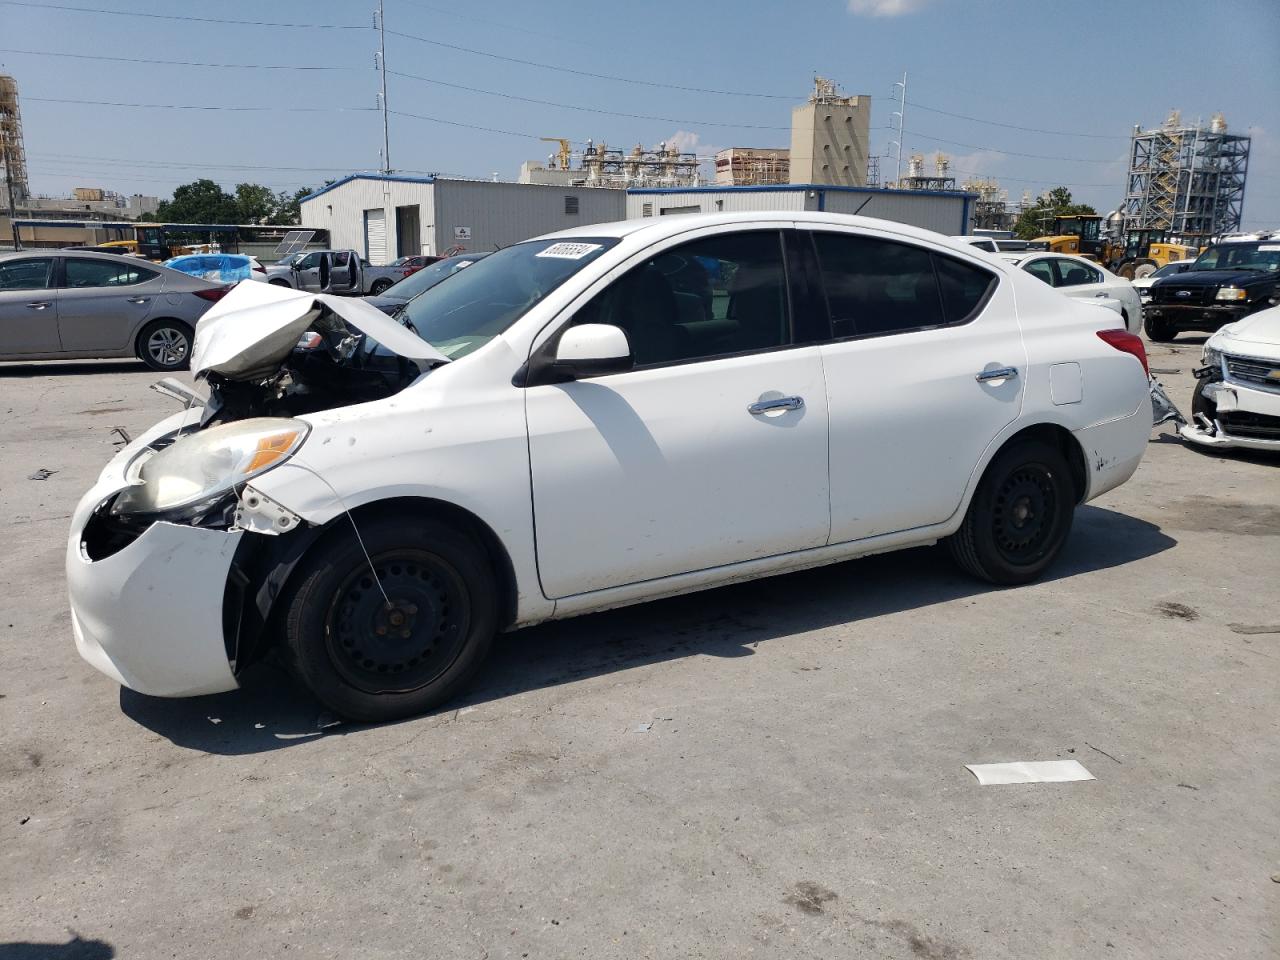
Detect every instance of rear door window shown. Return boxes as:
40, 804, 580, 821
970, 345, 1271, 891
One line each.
1053, 259, 1100, 287
813, 232, 994, 338
1021, 258, 1055, 286
64, 258, 156, 288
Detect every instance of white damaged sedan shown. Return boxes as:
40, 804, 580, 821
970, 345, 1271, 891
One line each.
1182, 305, 1280, 451
68, 213, 1154, 721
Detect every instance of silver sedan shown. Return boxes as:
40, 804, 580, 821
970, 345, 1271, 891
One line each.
0, 250, 228, 370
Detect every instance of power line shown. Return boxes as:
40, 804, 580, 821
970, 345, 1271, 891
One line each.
390, 109, 552, 141
387, 28, 795, 100
0, 47, 362, 71
388, 70, 792, 130
27, 96, 376, 113
908, 101, 1128, 141
901, 129, 1124, 165
0, 0, 366, 29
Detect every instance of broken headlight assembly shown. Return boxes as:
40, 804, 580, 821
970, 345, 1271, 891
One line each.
111, 418, 310, 520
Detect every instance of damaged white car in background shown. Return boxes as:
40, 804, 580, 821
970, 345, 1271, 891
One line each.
66, 214, 1155, 722
1182, 304, 1280, 450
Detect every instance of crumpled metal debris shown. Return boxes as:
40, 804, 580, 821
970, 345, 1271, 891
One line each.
28, 468, 57, 481
1149, 376, 1186, 427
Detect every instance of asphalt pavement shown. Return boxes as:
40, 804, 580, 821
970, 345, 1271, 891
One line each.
1, 339, 1276, 960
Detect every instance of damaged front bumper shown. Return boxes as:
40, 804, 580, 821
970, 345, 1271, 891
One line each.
1180, 379, 1280, 451
65, 413, 308, 698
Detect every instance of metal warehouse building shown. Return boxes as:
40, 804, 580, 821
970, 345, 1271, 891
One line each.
300, 175, 626, 263
302, 174, 976, 265
625, 184, 975, 235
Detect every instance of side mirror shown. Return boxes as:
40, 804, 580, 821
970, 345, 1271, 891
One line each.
528, 324, 632, 384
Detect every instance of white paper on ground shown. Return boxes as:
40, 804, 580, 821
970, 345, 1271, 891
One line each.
965, 760, 1095, 785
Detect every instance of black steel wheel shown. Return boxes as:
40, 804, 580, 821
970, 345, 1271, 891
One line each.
324, 549, 470, 695
947, 439, 1075, 585
280, 514, 498, 722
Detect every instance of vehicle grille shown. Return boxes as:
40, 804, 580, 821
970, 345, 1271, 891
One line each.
1225, 354, 1280, 391
1219, 411, 1280, 441
1151, 285, 1213, 306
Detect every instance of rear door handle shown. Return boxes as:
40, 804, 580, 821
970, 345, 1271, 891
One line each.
748, 396, 804, 415
975, 366, 1018, 382
26, 301, 51, 310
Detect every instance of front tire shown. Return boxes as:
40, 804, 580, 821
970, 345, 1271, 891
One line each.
1144, 314, 1177, 342
280, 515, 498, 722
946, 439, 1075, 585
1191, 377, 1217, 421
369, 278, 393, 295
136, 319, 193, 371
269, 278, 292, 287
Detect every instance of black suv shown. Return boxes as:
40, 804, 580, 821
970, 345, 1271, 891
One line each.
1145, 234, 1280, 341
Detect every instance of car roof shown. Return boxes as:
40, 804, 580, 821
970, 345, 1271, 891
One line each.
534, 210, 966, 248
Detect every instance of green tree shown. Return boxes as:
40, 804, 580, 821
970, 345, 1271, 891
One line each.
233, 182, 277, 224
267, 186, 313, 225
154, 179, 238, 224
1013, 187, 1098, 239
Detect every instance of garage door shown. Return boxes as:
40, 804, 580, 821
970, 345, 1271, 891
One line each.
363, 208, 386, 264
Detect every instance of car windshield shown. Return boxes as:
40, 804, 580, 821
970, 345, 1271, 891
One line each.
399, 238, 617, 360
1190, 242, 1280, 273
1151, 262, 1187, 278
384, 255, 488, 301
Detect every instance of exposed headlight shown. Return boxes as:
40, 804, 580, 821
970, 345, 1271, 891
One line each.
1202, 345, 1223, 370
113, 418, 309, 516
1215, 287, 1248, 301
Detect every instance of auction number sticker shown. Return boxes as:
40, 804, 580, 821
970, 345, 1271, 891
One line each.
537, 242, 602, 260
1258, 244, 1280, 252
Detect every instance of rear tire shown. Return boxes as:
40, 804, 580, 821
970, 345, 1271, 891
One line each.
1144, 314, 1177, 342
279, 514, 498, 722
1133, 262, 1157, 279
136, 319, 193, 371
369, 279, 393, 295
946, 439, 1075, 585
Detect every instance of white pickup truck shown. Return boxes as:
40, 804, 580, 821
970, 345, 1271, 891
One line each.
264, 250, 408, 295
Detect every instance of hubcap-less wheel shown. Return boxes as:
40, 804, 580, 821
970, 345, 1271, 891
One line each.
992, 467, 1058, 565
146, 326, 189, 367
324, 549, 470, 695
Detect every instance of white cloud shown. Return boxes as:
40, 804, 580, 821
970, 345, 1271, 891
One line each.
662, 130, 719, 157
847, 0, 934, 17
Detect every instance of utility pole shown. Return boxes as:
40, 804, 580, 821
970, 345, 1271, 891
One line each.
891, 71, 908, 188
376, 0, 390, 173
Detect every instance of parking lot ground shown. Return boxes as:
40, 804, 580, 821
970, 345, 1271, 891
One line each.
1, 341, 1277, 960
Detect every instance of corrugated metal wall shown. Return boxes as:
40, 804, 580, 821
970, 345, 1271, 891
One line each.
624, 190, 808, 218
820, 190, 967, 235
431, 180, 626, 253
301, 178, 436, 263
624, 187, 969, 235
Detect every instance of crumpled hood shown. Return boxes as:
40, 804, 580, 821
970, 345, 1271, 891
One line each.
191, 280, 449, 381
1210, 304, 1280, 356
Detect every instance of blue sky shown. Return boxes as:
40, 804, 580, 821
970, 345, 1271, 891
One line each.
3, 0, 1278, 225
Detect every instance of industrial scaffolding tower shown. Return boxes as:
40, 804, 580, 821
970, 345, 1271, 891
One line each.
1120, 111, 1250, 246
1, 74, 29, 201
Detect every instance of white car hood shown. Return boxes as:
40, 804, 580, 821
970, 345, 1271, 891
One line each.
191, 280, 449, 380
1209, 305, 1280, 359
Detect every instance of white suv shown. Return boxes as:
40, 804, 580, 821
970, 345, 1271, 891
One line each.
67, 213, 1153, 721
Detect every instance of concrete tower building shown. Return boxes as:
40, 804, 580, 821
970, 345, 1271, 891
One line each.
789, 77, 871, 187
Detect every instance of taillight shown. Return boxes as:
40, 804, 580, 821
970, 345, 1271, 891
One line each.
1097, 329, 1149, 376
253, 264, 266, 273
194, 286, 231, 303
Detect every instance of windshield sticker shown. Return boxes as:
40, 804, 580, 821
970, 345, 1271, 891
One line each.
536, 242, 603, 260
1258, 244, 1280, 252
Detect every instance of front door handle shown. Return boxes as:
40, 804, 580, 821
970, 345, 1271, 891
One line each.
748, 395, 804, 415
127, 297, 150, 304
975, 366, 1018, 382
26, 301, 51, 310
